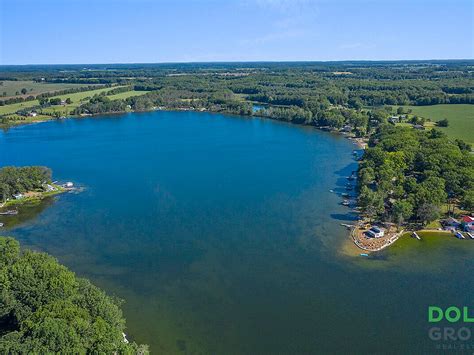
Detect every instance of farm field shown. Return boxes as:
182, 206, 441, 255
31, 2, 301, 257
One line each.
401, 104, 474, 145
0, 86, 123, 115
0, 80, 96, 98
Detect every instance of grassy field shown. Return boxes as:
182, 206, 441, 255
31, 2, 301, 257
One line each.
401, 104, 474, 145
0, 80, 95, 98
0, 87, 123, 115
106, 90, 149, 100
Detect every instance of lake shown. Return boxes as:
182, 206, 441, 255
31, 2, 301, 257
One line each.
1, 111, 473, 354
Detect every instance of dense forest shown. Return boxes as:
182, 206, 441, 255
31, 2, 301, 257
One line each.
358, 125, 474, 224
0, 166, 52, 203
0, 237, 148, 353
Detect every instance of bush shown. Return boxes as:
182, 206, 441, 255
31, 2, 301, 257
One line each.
436, 118, 449, 127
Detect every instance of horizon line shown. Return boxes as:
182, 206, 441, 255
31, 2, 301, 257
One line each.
1, 58, 474, 67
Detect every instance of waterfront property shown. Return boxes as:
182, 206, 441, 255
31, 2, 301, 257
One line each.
366, 226, 385, 238
463, 215, 474, 232
352, 223, 401, 251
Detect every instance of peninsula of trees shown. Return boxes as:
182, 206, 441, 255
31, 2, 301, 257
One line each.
0, 237, 148, 353
0, 166, 53, 204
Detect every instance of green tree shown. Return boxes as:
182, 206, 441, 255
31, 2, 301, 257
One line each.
49, 98, 62, 105
416, 203, 441, 225
462, 190, 474, 212
392, 200, 413, 225
0, 237, 148, 354
359, 186, 385, 220
436, 118, 449, 127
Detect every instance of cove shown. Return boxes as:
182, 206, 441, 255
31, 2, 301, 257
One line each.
1, 111, 474, 354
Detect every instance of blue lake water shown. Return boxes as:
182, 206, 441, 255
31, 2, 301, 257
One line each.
1, 111, 473, 354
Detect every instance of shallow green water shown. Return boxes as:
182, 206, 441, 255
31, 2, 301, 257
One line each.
1, 111, 473, 354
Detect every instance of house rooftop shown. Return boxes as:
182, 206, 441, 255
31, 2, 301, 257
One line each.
462, 216, 474, 223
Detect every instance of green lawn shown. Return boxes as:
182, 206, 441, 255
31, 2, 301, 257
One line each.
0, 80, 96, 98
401, 104, 474, 145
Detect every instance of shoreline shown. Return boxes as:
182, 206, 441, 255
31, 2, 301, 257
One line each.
0, 183, 67, 210
351, 225, 471, 253
0, 106, 368, 148
351, 225, 405, 252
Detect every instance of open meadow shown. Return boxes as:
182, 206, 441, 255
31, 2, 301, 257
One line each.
402, 104, 474, 145
0, 86, 132, 116
0, 80, 95, 98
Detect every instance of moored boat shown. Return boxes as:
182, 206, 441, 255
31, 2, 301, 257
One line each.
0, 210, 18, 215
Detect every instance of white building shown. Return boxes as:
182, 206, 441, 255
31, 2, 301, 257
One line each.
367, 226, 385, 238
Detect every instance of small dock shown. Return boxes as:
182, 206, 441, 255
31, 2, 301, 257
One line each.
0, 210, 18, 216
412, 232, 421, 240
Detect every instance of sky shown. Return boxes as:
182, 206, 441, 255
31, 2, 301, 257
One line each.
0, 0, 473, 65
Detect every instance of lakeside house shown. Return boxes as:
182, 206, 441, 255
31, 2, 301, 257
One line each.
13, 193, 24, 200
413, 124, 425, 130
444, 217, 460, 227
44, 184, 58, 192
388, 116, 399, 124
28, 111, 37, 117
462, 216, 474, 232
367, 226, 385, 238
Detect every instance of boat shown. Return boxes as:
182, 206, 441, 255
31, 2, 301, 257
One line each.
0, 210, 18, 215
341, 193, 350, 197
342, 200, 350, 206
360, 253, 369, 257
467, 232, 474, 239
455, 231, 465, 239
